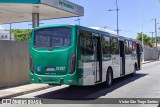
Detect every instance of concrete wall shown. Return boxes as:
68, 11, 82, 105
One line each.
143, 47, 159, 61
0, 41, 29, 88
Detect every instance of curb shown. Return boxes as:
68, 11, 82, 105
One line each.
0, 85, 52, 99
141, 60, 159, 64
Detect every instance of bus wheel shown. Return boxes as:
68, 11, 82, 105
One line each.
69, 85, 78, 88
106, 68, 113, 88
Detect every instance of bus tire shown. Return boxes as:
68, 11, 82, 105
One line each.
106, 68, 113, 88
69, 85, 77, 88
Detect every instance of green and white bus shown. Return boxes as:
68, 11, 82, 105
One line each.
29, 24, 142, 87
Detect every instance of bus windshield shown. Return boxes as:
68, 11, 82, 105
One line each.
34, 27, 71, 48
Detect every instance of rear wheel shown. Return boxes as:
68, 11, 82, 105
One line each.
69, 85, 78, 88
106, 68, 113, 88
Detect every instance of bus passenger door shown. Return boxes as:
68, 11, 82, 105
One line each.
137, 44, 141, 70
93, 34, 102, 83
119, 40, 125, 76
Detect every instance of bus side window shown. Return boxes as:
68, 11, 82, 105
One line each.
111, 37, 119, 54
101, 35, 111, 55
79, 30, 93, 55
128, 41, 133, 54
125, 40, 129, 54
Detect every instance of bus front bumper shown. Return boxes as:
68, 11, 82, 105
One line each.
30, 73, 80, 85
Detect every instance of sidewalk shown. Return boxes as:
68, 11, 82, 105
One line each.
141, 60, 159, 64
0, 84, 51, 98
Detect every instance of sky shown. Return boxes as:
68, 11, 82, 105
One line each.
1, 0, 160, 39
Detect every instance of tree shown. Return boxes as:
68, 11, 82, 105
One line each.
137, 33, 154, 47
11, 29, 31, 41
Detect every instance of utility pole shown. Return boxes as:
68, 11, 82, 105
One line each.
149, 32, 154, 44
141, 3, 144, 62
108, 0, 120, 35
116, 0, 119, 35
153, 18, 158, 47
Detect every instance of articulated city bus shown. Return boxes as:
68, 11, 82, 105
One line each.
29, 24, 142, 87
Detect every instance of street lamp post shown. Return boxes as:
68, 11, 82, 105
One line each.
154, 18, 158, 47
116, 0, 119, 35
141, 1, 144, 62
152, 18, 158, 47
108, 0, 119, 35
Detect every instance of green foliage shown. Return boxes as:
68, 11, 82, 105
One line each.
148, 42, 154, 47
151, 37, 160, 43
11, 29, 31, 41
137, 33, 154, 47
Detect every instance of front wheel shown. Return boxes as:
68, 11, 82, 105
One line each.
106, 69, 113, 88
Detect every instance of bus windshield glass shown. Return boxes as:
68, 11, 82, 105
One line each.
34, 27, 71, 48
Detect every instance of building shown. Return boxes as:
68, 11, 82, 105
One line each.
0, 27, 14, 41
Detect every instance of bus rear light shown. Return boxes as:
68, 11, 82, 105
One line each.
70, 53, 76, 74
30, 55, 34, 74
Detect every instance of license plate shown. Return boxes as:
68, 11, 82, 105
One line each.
46, 67, 55, 71
44, 78, 57, 81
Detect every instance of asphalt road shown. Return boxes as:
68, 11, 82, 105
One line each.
15, 61, 160, 107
